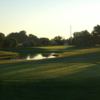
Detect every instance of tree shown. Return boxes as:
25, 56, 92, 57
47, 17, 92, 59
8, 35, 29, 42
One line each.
39, 38, 50, 46
18, 31, 28, 43
0, 33, 5, 48
92, 25, 100, 45
28, 34, 39, 46
72, 30, 94, 47
6, 30, 28, 47
3, 38, 17, 48
67, 37, 74, 45
52, 36, 64, 45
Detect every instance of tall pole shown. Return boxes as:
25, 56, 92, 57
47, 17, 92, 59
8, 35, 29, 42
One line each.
70, 25, 72, 37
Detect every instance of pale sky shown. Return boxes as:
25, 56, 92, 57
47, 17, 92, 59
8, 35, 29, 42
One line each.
0, 0, 100, 39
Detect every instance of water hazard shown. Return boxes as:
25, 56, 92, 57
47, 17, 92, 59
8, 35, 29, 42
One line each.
9, 53, 58, 61
26, 53, 56, 60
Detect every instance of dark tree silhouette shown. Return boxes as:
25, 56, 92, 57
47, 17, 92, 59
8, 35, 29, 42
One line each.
3, 38, 17, 48
0, 33, 5, 48
70, 30, 94, 47
52, 36, 64, 45
92, 25, 100, 45
39, 38, 50, 46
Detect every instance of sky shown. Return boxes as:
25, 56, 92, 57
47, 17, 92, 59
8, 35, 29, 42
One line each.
0, 0, 100, 39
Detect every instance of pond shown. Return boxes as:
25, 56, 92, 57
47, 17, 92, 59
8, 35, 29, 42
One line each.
26, 53, 56, 60
11, 53, 58, 61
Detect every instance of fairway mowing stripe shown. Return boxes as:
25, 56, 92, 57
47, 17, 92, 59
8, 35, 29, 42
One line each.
61, 50, 100, 57
0, 63, 95, 80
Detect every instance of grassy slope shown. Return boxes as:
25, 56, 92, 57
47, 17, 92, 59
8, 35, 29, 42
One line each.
0, 46, 100, 100
0, 51, 18, 60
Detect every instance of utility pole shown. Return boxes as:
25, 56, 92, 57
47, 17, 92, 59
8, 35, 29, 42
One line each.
70, 25, 72, 37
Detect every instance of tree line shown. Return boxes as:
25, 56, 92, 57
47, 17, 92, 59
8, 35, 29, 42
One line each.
0, 31, 65, 48
67, 25, 100, 47
0, 25, 100, 48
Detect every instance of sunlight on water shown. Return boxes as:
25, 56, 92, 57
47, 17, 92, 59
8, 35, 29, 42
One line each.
26, 53, 56, 61
47, 53, 56, 58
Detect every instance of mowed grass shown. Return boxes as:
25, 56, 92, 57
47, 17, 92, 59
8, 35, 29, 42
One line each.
0, 51, 18, 60
0, 46, 65, 55
0, 46, 100, 100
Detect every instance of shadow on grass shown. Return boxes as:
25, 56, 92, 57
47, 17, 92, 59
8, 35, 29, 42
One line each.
0, 63, 100, 100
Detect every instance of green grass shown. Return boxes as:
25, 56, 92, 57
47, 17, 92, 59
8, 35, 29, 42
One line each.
0, 46, 100, 100
0, 46, 66, 55
0, 51, 18, 60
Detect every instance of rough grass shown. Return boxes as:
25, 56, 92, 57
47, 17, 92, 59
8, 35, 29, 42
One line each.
0, 46, 100, 100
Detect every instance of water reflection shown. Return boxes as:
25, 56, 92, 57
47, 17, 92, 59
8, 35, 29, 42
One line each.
26, 54, 46, 60
26, 53, 56, 61
47, 53, 56, 58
